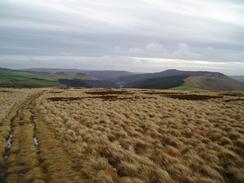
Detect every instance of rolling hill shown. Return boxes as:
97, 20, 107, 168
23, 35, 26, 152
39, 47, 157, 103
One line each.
0, 68, 94, 88
119, 69, 244, 91
1, 68, 244, 90
23, 68, 133, 81
82, 70, 133, 81
0, 69, 59, 88
0, 68, 126, 88
59, 79, 118, 88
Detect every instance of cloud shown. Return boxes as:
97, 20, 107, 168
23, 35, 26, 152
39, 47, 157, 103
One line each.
0, 55, 243, 75
0, 0, 244, 74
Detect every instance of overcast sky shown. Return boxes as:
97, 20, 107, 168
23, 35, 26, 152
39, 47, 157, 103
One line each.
0, 0, 244, 74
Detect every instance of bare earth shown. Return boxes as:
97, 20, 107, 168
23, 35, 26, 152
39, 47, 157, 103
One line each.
0, 88, 244, 183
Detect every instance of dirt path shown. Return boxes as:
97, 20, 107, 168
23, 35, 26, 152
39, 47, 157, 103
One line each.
1, 92, 83, 183
3, 94, 45, 183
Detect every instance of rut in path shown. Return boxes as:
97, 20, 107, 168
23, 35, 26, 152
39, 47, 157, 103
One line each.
4, 97, 46, 183
2, 93, 84, 183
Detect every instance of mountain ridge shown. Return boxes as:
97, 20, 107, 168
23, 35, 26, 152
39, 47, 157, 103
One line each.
0, 67, 243, 90
119, 69, 244, 91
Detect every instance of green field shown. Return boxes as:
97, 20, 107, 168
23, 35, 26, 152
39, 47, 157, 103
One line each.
0, 71, 59, 87
170, 84, 207, 92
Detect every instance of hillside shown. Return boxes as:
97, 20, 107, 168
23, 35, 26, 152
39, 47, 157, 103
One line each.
125, 75, 188, 89
82, 70, 133, 81
0, 68, 112, 88
231, 76, 244, 82
1, 68, 244, 90
23, 68, 133, 81
185, 74, 244, 91
0, 70, 59, 88
59, 79, 118, 88
120, 69, 244, 91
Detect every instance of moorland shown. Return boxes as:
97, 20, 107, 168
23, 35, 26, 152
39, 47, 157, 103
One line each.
0, 88, 243, 183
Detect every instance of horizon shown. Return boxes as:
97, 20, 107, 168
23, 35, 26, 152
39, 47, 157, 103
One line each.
1, 66, 243, 76
1, 0, 244, 75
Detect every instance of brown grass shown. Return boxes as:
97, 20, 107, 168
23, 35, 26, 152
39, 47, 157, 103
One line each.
32, 89, 244, 183
1, 88, 244, 183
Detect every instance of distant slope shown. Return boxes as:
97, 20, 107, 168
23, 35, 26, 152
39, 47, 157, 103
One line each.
82, 70, 133, 81
22, 68, 82, 73
1, 68, 125, 88
231, 76, 244, 82
0, 67, 16, 72
185, 74, 244, 91
125, 75, 188, 89
120, 69, 244, 91
59, 79, 118, 88
119, 69, 218, 83
23, 68, 134, 80
21, 68, 91, 80
2, 67, 244, 90
0, 70, 58, 88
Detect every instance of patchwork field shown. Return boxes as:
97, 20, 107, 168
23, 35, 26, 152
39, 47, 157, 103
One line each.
0, 88, 243, 183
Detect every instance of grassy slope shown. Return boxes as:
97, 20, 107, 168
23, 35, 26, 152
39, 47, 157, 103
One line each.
0, 71, 59, 87
171, 84, 207, 92
0, 69, 95, 88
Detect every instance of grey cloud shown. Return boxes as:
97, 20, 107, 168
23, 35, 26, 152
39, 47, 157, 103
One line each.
0, 0, 244, 74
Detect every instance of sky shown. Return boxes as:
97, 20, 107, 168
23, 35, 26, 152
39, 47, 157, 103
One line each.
0, 0, 244, 74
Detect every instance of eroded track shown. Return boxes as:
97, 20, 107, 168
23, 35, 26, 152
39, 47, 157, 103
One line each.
1, 92, 82, 183
2, 94, 45, 183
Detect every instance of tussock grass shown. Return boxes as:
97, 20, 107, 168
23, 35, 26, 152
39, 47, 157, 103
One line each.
32, 88, 244, 183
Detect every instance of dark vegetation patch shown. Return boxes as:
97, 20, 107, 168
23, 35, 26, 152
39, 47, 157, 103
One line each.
144, 91, 184, 95
144, 91, 223, 101
48, 91, 63, 94
59, 79, 118, 88
0, 90, 13, 93
224, 98, 244, 102
125, 75, 188, 89
48, 96, 129, 102
47, 95, 155, 102
85, 90, 133, 95
220, 92, 244, 97
163, 94, 223, 101
48, 97, 84, 101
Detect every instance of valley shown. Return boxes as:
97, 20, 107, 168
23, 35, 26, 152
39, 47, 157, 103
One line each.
1, 68, 244, 91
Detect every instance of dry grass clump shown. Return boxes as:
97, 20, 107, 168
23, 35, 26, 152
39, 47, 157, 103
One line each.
35, 88, 244, 183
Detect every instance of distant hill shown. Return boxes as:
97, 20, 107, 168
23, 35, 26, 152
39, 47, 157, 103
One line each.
23, 68, 134, 81
1, 68, 126, 88
82, 70, 133, 81
21, 68, 82, 73
0, 68, 91, 88
0, 67, 16, 72
185, 74, 244, 91
119, 69, 225, 83
1, 67, 244, 90
125, 75, 188, 89
59, 79, 118, 88
0, 70, 59, 88
120, 69, 244, 91
231, 76, 244, 82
